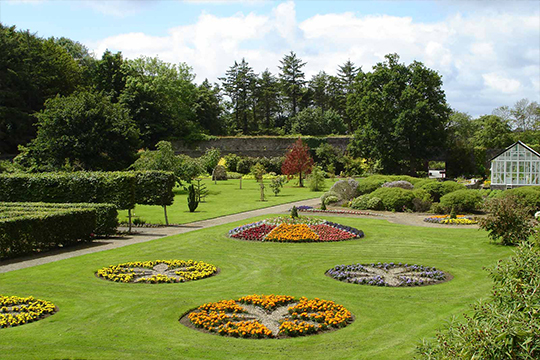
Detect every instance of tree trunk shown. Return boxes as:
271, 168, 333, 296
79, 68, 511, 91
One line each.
299, 170, 303, 187
163, 205, 169, 226
128, 208, 132, 233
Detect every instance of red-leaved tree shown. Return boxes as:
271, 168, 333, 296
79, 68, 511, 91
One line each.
281, 138, 314, 187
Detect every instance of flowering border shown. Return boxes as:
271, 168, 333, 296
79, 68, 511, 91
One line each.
0, 295, 57, 328
295, 206, 380, 216
424, 215, 477, 225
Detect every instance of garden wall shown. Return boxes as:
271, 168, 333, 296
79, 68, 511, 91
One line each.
172, 136, 352, 157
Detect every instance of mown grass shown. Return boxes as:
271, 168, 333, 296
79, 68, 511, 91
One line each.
0, 215, 512, 360
118, 178, 335, 224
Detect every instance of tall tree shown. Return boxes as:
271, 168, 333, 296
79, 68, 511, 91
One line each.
255, 69, 280, 131
337, 60, 361, 132
473, 115, 513, 149
53, 36, 97, 86
220, 58, 256, 134
0, 25, 82, 154
309, 71, 331, 113
194, 79, 225, 135
93, 50, 128, 102
279, 51, 306, 117
348, 54, 450, 174
15, 90, 140, 171
119, 56, 198, 148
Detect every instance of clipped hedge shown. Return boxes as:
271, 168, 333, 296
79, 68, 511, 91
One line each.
0, 202, 118, 235
369, 187, 417, 212
0, 171, 175, 209
421, 181, 466, 202
440, 190, 483, 213
0, 208, 96, 259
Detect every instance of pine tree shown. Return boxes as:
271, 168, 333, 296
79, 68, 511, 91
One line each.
278, 51, 306, 117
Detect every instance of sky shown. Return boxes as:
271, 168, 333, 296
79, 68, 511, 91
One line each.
1, 0, 539, 117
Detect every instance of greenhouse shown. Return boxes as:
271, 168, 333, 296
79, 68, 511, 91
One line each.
490, 141, 540, 189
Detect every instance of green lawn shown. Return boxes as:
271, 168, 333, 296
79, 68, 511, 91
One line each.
0, 215, 513, 359
119, 178, 334, 224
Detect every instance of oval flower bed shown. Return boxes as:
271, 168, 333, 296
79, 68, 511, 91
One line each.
326, 262, 449, 287
228, 217, 364, 242
0, 295, 57, 328
296, 205, 379, 216
182, 294, 353, 338
424, 215, 477, 225
96, 259, 218, 283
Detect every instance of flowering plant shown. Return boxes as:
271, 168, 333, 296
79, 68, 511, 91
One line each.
0, 295, 56, 328
424, 215, 477, 225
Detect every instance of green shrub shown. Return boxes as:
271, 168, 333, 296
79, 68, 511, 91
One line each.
367, 196, 384, 210
496, 187, 540, 213
370, 187, 416, 212
200, 148, 221, 174
417, 240, 540, 358
224, 153, 241, 172
324, 195, 339, 205
226, 172, 242, 180
439, 190, 482, 213
321, 191, 340, 205
479, 196, 535, 246
308, 166, 326, 191
441, 181, 466, 195
356, 177, 385, 195
0, 207, 97, 259
350, 195, 370, 210
236, 157, 256, 174
0, 202, 118, 236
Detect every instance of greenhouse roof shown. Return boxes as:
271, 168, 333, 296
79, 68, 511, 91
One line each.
490, 141, 540, 162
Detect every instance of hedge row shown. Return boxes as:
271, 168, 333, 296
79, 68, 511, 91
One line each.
0, 202, 118, 235
0, 171, 175, 210
0, 208, 96, 259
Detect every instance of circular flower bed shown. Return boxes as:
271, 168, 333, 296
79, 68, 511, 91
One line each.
424, 215, 477, 225
96, 260, 218, 283
0, 295, 57, 328
182, 294, 353, 338
326, 262, 449, 287
295, 206, 379, 217
229, 217, 364, 242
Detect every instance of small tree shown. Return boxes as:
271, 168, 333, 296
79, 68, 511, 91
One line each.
291, 206, 299, 218
187, 184, 198, 212
269, 176, 285, 196
281, 138, 314, 187
308, 166, 326, 192
479, 196, 535, 246
251, 163, 266, 183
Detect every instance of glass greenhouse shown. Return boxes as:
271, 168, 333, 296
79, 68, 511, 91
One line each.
490, 141, 540, 188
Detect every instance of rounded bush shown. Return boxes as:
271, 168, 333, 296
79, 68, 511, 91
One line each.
370, 187, 416, 212
382, 180, 414, 190
367, 196, 384, 210
350, 195, 369, 210
440, 181, 466, 195
496, 186, 540, 213
439, 190, 482, 213
356, 178, 385, 195
324, 195, 339, 204
326, 178, 359, 201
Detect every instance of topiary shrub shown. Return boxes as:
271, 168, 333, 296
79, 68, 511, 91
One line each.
369, 187, 416, 212
440, 190, 482, 213
382, 180, 414, 190
212, 165, 228, 181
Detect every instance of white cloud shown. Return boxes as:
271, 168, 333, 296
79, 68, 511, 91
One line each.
482, 73, 521, 94
90, 1, 540, 116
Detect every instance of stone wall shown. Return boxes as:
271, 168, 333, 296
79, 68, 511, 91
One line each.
172, 136, 352, 157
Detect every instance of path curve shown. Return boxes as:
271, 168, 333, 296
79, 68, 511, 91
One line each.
0, 198, 320, 274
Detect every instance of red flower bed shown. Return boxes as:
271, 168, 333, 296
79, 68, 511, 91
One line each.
230, 224, 276, 241
310, 224, 357, 241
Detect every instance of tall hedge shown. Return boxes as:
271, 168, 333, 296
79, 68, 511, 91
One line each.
0, 202, 118, 236
0, 171, 175, 209
0, 208, 96, 259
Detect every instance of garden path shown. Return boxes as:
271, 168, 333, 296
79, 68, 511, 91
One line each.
0, 198, 320, 274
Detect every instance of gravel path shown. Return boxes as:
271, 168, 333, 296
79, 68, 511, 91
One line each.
0, 198, 320, 274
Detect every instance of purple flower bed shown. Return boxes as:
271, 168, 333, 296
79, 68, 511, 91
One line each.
326, 262, 448, 287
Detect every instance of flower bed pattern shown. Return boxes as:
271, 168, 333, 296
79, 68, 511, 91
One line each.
184, 294, 353, 338
229, 217, 364, 242
296, 206, 379, 216
327, 262, 448, 287
96, 260, 218, 283
0, 295, 57, 328
424, 215, 477, 225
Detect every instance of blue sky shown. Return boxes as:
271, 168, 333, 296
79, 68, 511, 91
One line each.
2, 0, 539, 117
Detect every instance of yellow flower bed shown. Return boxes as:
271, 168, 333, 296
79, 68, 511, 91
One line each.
265, 224, 320, 242
96, 259, 217, 283
424, 215, 477, 225
186, 294, 353, 338
0, 296, 56, 328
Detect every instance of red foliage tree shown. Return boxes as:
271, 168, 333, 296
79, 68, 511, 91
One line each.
281, 138, 314, 187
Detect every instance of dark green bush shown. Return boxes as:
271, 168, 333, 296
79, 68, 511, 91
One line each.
224, 153, 241, 172
0, 202, 118, 236
0, 207, 96, 259
440, 190, 482, 213
441, 181, 466, 195
133, 171, 175, 207
236, 157, 256, 174
421, 181, 465, 202
356, 177, 386, 195
369, 187, 416, 212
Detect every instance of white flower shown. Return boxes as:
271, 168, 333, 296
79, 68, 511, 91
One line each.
535, 211, 540, 220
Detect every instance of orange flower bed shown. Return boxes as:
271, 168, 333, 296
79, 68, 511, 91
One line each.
185, 294, 353, 338
265, 224, 320, 242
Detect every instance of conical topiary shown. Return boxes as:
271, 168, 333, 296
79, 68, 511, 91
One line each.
188, 184, 199, 212
291, 206, 299, 218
